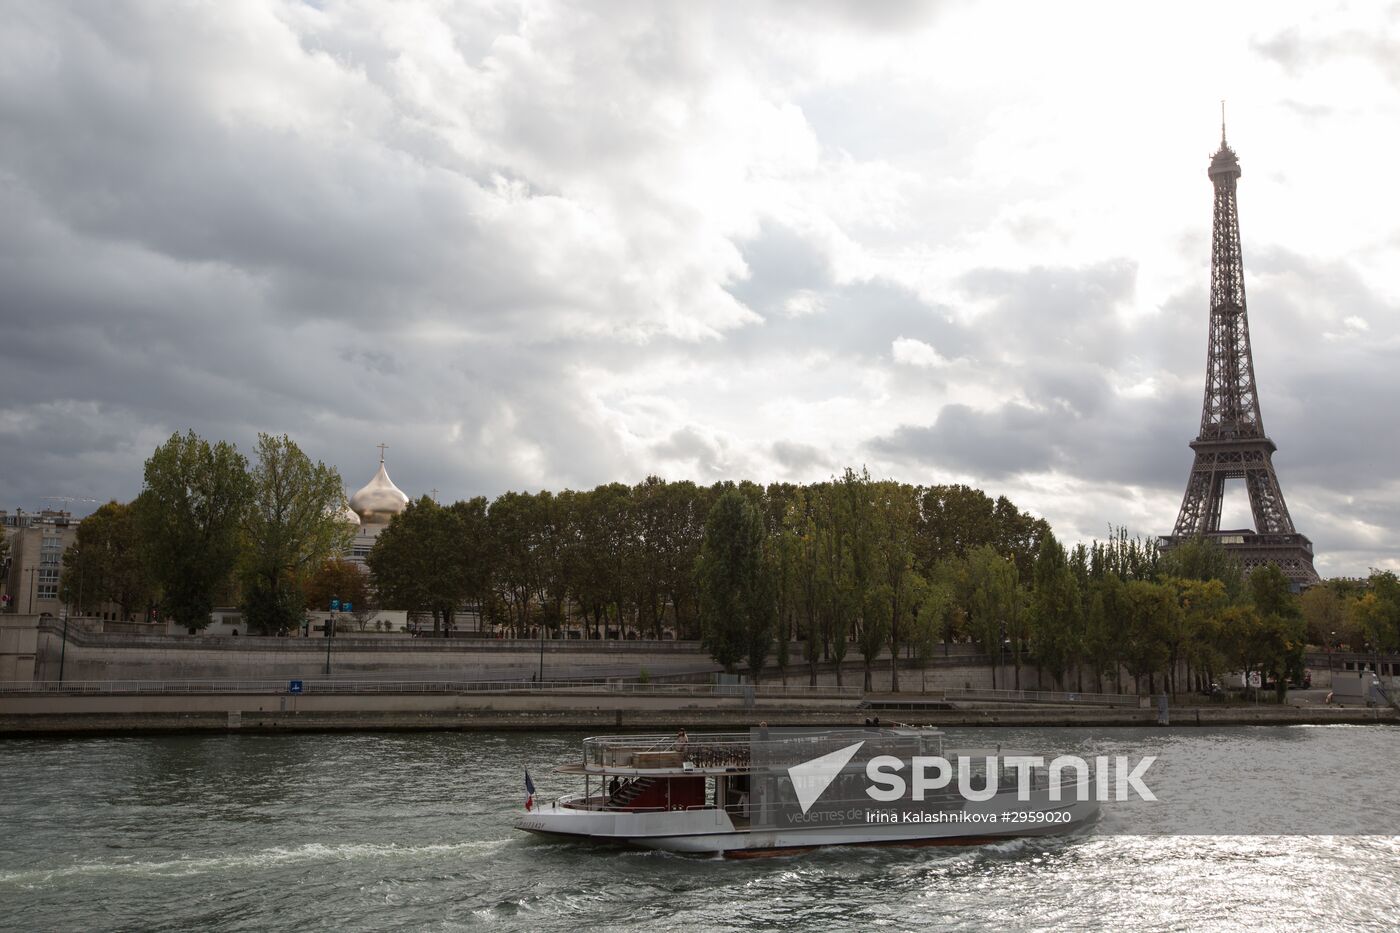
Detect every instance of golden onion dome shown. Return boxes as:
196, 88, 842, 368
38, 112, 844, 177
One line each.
349, 458, 409, 525
339, 502, 361, 527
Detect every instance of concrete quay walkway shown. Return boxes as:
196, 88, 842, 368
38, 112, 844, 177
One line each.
2, 686, 1394, 735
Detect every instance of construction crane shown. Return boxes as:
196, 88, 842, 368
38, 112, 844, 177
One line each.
41, 496, 98, 518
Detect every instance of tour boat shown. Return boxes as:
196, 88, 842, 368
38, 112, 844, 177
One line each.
514, 727, 1099, 856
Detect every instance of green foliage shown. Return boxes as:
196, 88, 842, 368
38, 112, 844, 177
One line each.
1163, 576, 1228, 695
1247, 563, 1298, 621
960, 545, 1022, 688
304, 557, 370, 616
1029, 531, 1081, 689
1086, 527, 1159, 582
910, 578, 953, 662
59, 501, 155, 619
1120, 581, 1179, 691
1220, 603, 1306, 700
1299, 583, 1346, 648
1346, 571, 1400, 655
240, 434, 354, 635
868, 480, 922, 691
1080, 574, 1125, 691
367, 497, 476, 635
1160, 536, 1243, 598
915, 485, 1049, 583
136, 430, 250, 630
696, 489, 774, 677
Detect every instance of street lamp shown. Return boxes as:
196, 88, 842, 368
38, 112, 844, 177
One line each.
998, 627, 1010, 692
325, 597, 339, 677
58, 607, 69, 684
538, 618, 546, 684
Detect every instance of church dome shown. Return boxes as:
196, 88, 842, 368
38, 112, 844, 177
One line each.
339, 502, 361, 527
349, 457, 409, 525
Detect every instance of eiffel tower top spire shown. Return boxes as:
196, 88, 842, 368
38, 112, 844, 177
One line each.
1200, 124, 1258, 440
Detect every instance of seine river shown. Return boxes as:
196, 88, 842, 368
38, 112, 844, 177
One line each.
3, 726, 1398, 931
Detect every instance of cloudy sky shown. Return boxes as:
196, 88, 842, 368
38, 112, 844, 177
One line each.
2, 1, 1397, 577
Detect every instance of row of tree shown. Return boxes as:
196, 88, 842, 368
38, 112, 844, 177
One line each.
364, 470, 1050, 656
60, 431, 351, 634
51, 430, 1400, 698
699, 485, 1400, 697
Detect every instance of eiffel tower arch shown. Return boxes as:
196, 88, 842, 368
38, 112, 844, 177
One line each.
1161, 123, 1320, 587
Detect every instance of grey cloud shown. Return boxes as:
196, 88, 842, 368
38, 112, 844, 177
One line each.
771, 440, 833, 473
724, 249, 974, 364
726, 221, 835, 317
1253, 24, 1400, 84
651, 426, 733, 480
959, 259, 1138, 364
872, 402, 1056, 479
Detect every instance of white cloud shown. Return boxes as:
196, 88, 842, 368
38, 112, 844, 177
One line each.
891, 336, 947, 369
0, 0, 1397, 577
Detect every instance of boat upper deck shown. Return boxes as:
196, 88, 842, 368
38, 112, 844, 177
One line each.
561, 727, 946, 777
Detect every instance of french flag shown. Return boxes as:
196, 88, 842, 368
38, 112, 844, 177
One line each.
524, 769, 536, 812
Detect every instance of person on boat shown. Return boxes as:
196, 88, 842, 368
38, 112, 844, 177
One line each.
675, 729, 689, 758
608, 776, 621, 797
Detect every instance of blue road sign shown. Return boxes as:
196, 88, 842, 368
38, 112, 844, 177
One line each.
330, 599, 340, 612
343, 602, 353, 612
289, 680, 303, 694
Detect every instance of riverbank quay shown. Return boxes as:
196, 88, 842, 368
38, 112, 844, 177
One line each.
1, 685, 1393, 735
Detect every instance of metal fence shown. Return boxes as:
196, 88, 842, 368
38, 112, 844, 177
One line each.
941, 687, 1143, 708
0, 678, 863, 700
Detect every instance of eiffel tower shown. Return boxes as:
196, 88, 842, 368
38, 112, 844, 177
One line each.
1162, 120, 1319, 587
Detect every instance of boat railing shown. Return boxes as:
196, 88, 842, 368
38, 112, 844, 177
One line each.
554, 791, 726, 814
0, 678, 864, 699
581, 728, 899, 772
942, 687, 1143, 708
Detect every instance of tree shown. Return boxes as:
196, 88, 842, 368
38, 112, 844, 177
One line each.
834, 469, 885, 693
240, 434, 354, 635
59, 501, 154, 620
579, 483, 636, 639
785, 487, 825, 686
1221, 603, 1305, 701
1082, 575, 1126, 693
870, 480, 920, 692
1300, 583, 1346, 649
915, 484, 997, 569
304, 557, 370, 619
1248, 564, 1298, 622
1159, 536, 1243, 598
696, 489, 774, 679
962, 545, 1021, 689
1165, 577, 1227, 695
136, 431, 250, 631
368, 498, 474, 635
489, 490, 547, 637
1121, 581, 1178, 695
1347, 572, 1400, 658
813, 480, 856, 687
910, 578, 953, 674
1029, 531, 1081, 690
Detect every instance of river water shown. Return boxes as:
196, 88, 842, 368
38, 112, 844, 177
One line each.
3, 727, 1398, 931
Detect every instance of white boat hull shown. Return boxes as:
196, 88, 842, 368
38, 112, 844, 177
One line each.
516, 792, 1100, 856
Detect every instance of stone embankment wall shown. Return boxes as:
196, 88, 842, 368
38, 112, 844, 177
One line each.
14, 617, 1026, 688
1, 693, 1392, 735
19, 617, 723, 683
